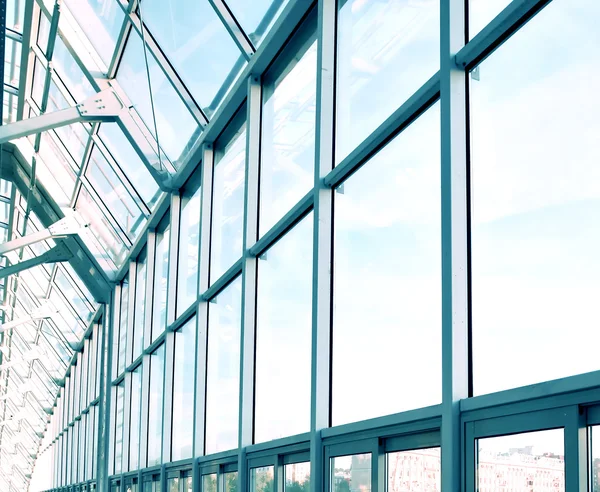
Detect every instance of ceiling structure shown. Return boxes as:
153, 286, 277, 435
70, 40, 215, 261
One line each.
0, 0, 289, 488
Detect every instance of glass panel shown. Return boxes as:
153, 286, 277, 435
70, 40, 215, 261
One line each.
4, 37, 21, 87
285, 462, 310, 491
335, 0, 439, 165
116, 32, 198, 166
202, 474, 217, 492
331, 454, 371, 492
129, 366, 142, 471
477, 429, 564, 491
210, 124, 246, 283
85, 145, 146, 240
133, 251, 147, 361
177, 179, 201, 315
254, 214, 312, 443
470, 0, 600, 395
591, 426, 600, 492
171, 316, 196, 461
147, 344, 164, 467
37, 12, 50, 55
251, 467, 274, 492
333, 104, 441, 425
141, 0, 244, 116
387, 448, 440, 492
52, 37, 95, 102
260, 30, 316, 236
225, 0, 290, 46
205, 277, 242, 454
64, 0, 124, 65
469, 0, 512, 39
168, 478, 179, 492
117, 276, 129, 376
98, 123, 161, 208
152, 221, 170, 341
113, 383, 124, 474
225, 472, 238, 492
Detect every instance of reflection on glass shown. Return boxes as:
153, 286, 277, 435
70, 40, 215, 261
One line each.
116, 32, 198, 165
210, 124, 246, 283
129, 367, 142, 471
52, 37, 95, 102
332, 454, 371, 492
333, 104, 441, 425
470, 0, 600, 395
99, 123, 161, 208
147, 344, 164, 467
171, 316, 196, 461
177, 178, 201, 315
477, 429, 564, 491
260, 32, 316, 236
117, 276, 129, 376
140, 0, 244, 116
37, 12, 50, 54
387, 448, 440, 492
168, 478, 179, 492
469, 0, 512, 39
225, 0, 290, 46
32, 58, 45, 104
133, 251, 147, 361
114, 383, 124, 474
203, 474, 217, 492
255, 215, 312, 443
125, 478, 139, 492
251, 466, 274, 492
336, 0, 439, 164
285, 462, 310, 491
152, 221, 170, 341
225, 471, 238, 492
205, 278, 242, 454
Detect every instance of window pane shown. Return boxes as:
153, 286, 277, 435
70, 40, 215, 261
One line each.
117, 277, 129, 376
129, 367, 142, 471
133, 252, 147, 361
251, 467, 274, 492
254, 214, 312, 443
210, 125, 246, 283
332, 104, 441, 425
259, 31, 316, 236
469, 0, 512, 38
225, 471, 238, 492
285, 462, 310, 491
335, 0, 439, 164
177, 181, 201, 315
202, 474, 217, 492
113, 383, 124, 474
171, 316, 196, 461
387, 448, 440, 492
140, 0, 244, 116
205, 277, 242, 454
152, 222, 170, 341
470, 0, 600, 395
168, 478, 179, 492
477, 429, 564, 491
147, 344, 164, 467
116, 32, 198, 166
332, 454, 371, 492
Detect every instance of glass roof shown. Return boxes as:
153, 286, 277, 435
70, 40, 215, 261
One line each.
0, 0, 291, 487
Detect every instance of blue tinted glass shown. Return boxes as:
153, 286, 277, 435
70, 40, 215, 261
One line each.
52, 37, 95, 102
469, 0, 512, 38
177, 182, 201, 315
133, 253, 147, 361
129, 367, 142, 471
225, 0, 290, 46
152, 222, 170, 341
147, 344, 164, 467
140, 0, 245, 116
116, 32, 198, 166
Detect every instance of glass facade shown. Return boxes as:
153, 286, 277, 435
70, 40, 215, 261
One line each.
0, 1, 594, 492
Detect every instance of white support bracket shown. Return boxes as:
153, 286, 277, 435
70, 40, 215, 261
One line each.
0, 242, 73, 280
0, 212, 87, 256
0, 302, 58, 333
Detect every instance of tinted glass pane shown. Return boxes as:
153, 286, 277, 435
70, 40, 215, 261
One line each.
336, 0, 439, 164
260, 31, 316, 236
133, 253, 147, 361
117, 32, 198, 166
177, 182, 201, 315
152, 222, 170, 341
332, 454, 371, 492
333, 104, 441, 425
470, 0, 600, 395
147, 345, 164, 466
225, 0, 290, 46
251, 467, 274, 492
477, 429, 564, 491
113, 383, 124, 474
285, 462, 310, 491
171, 316, 196, 461
52, 37, 95, 102
203, 474, 217, 492
387, 448, 440, 492
225, 472, 238, 492
140, 0, 244, 116
117, 277, 129, 376
129, 367, 142, 471
210, 125, 246, 283
205, 277, 242, 454
255, 214, 312, 443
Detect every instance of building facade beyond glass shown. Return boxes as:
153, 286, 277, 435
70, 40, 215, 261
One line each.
0, 0, 595, 491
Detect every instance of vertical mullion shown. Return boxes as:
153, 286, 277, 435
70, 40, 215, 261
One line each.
440, 2, 469, 492
194, 143, 214, 458
144, 231, 157, 351
310, 1, 336, 492
111, 284, 122, 382
564, 406, 587, 492
122, 371, 131, 473
98, 306, 112, 492
237, 75, 262, 492
139, 353, 151, 469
